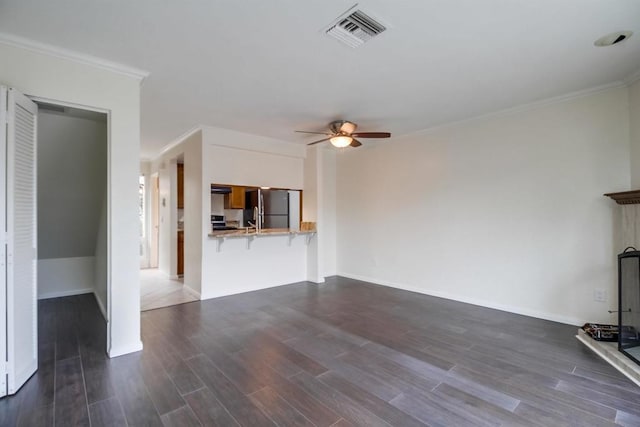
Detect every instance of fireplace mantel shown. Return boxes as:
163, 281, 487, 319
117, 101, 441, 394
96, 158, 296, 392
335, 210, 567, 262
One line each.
604, 190, 640, 205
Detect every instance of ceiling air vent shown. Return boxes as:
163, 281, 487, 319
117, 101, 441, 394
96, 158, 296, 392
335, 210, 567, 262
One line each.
325, 8, 387, 48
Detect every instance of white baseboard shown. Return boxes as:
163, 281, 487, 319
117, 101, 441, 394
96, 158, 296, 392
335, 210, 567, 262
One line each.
37, 288, 107, 321
38, 288, 93, 300
337, 271, 585, 326
202, 280, 306, 301
108, 340, 143, 358
8, 359, 38, 395
38, 257, 96, 299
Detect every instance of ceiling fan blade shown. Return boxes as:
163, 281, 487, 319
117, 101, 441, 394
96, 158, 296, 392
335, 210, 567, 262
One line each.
350, 138, 362, 147
351, 132, 391, 138
295, 130, 331, 135
307, 137, 331, 146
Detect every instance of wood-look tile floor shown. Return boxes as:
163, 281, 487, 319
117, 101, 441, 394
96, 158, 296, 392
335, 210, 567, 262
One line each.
140, 268, 198, 311
2, 277, 639, 426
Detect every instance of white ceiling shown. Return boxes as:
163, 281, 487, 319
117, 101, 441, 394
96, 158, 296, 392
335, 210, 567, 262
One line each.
1, 0, 639, 158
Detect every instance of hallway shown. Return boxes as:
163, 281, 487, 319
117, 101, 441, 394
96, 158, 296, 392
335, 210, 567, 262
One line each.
140, 268, 198, 311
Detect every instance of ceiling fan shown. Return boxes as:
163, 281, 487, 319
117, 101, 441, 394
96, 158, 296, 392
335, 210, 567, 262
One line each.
296, 120, 391, 148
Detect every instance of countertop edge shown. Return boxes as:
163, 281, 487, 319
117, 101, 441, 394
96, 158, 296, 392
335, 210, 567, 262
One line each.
208, 230, 316, 238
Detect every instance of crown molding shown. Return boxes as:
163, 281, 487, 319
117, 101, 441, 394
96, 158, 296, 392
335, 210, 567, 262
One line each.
0, 32, 149, 83
154, 125, 203, 161
153, 77, 636, 159
153, 123, 306, 161
201, 125, 306, 159
624, 67, 640, 86
406, 81, 627, 138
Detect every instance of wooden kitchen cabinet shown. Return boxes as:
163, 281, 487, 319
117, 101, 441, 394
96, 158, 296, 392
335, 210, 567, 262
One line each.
177, 163, 184, 209
177, 230, 184, 275
224, 186, 245, 209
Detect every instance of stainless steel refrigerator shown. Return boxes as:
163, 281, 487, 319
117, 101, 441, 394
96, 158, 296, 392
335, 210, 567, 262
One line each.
261, 189, 289, 229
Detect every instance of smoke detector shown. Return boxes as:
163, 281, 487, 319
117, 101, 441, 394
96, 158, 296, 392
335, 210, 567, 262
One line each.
324, 6, 387, 48
594, 31, 633, 47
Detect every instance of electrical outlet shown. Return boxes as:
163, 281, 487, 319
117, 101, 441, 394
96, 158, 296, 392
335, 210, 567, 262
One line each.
593, 288, 607, 302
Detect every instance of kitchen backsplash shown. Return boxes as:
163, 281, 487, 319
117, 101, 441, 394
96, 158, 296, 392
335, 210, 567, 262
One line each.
224, 209, 243, 223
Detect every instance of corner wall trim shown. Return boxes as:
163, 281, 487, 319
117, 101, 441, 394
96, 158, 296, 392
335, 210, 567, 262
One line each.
337, 271, 585, 326
155, 125, 202, 161
38, 288, 94, 300
183, 285, 201, 300
93, 292, 107, 321
624, 67, 640, 86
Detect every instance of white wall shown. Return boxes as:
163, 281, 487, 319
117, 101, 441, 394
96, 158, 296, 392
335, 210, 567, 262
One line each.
336, 87, 630, 326
0, 41, 144, 357
630, 79, 640, 188
151, 131, 202, 295
94, 190, 108, 319
303, 147, 320, 282
200, 127, 308, 298
201, 126, 304, 188
303, 147, 337, 281
183, 134, 203, 296
140, 160, 151, 269
201, 236, 308, 298
38, 257, 95, 299
153, 126, 313, 300
157, 164, 172, 276
320, 149, 337, 277
37, 111, 107, 303
37, 111, 107, 259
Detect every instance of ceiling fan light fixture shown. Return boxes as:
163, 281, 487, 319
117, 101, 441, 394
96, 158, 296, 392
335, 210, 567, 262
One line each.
340, 121, 357, 134
330, 135, 353, 148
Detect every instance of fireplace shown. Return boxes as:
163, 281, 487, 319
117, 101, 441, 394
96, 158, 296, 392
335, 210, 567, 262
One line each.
619, 249, 640, 364
605, 190, 640, 367
574, 190, 640, 385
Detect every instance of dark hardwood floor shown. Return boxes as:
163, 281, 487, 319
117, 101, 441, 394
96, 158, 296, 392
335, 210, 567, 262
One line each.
1, 276, 639, 426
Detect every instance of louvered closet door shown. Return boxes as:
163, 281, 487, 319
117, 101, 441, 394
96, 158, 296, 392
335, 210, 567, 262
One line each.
5, 87, 38, 394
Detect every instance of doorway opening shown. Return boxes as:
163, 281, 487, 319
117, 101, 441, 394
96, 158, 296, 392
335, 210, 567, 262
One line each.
139, 174, 146, 267
140, 158, 197, 311
35, 102, 109, 333
150, 173, 159, 269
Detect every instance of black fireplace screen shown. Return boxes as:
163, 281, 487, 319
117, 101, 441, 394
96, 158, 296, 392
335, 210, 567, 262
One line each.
618, 249, 640, 364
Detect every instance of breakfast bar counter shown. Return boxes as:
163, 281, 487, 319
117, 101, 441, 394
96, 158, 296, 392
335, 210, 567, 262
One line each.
208, 228, 315, 238
208, 228, 316, 251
